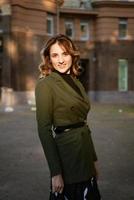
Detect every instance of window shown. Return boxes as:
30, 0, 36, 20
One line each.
118, 18, 127, 39
118, 59, 128, 91
80, 22, 89, 41
47, 16, 54, 36
65, 21, 74, 38
79, 0, 91, 9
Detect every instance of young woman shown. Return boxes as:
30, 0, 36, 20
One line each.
35, 34, 101, 200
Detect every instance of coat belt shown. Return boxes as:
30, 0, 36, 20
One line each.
53, 121, 86, 135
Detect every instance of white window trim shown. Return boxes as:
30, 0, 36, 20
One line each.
65, 21, 74, 39
47, 16, 54, 36
80, 22, 89, 41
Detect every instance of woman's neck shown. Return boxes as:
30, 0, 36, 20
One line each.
53, 69, 70, 75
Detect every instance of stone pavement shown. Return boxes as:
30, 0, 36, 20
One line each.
0, 103, 134, 200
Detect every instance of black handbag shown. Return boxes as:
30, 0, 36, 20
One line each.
89, 177, 101, 200
49, 192, 65, 200
49, 177, 101, 200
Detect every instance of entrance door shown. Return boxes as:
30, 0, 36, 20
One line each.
118, 59, 128, 91
79, 59, 89, 92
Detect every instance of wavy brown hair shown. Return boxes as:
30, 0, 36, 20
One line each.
39, 34, 81, 77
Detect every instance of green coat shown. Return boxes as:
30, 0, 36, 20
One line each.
35, 72, 97, 184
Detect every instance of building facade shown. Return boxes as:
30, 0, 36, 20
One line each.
0, 0, 134, 104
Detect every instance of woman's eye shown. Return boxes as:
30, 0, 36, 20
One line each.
63, 52, 69, 56
51, 53, 57, 58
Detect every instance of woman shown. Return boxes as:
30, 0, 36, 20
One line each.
35, 34, 101, 200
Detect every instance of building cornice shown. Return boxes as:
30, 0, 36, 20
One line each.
11, 2, 57, 14
59, 8, 98, 16
92, 0, 134, 8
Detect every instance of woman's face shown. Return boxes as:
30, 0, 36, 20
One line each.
49, 42, 72, 74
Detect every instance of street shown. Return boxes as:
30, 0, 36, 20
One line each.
0, 103, 134, 200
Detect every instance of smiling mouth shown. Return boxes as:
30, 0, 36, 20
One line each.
58, 65, 66, 68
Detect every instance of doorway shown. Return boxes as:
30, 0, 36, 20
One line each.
79, 59, 89, 92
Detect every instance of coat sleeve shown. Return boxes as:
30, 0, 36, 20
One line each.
76, 78, 98, 161
89, 134, 98, 161
35, 79, 62, 177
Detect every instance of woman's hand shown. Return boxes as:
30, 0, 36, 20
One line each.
52, 174, 64, 193
94, 161, 99, 180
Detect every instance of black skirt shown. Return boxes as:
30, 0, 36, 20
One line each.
49, 177, 101, 200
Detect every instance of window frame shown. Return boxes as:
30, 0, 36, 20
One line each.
65, 21, 74, 39
118, 18, 128, 40
80, 22, 89, 41
46, 15, 54, 36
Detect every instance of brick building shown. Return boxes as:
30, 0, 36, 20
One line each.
0, 0, 134, 104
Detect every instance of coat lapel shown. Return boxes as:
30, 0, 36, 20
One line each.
51, 72, 89, 104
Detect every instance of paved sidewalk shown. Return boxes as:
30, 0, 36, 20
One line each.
0, 103, 134, 200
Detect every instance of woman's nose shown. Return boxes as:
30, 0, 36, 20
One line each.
58, 55, 64, 63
